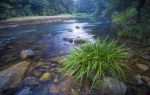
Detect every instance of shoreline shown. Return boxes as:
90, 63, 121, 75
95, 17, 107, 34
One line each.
0, 15, 74, 26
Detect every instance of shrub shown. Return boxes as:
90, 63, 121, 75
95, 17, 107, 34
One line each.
118, 23, 145, 39
112, 9, 135, 25
61, 38, 130, 88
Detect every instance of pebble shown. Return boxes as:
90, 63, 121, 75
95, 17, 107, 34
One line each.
23, 77, 39, 87
54, 79, 59, 83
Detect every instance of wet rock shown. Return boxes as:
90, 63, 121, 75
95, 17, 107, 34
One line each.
17, 88, 32, 95
133, 75, 144, 85
143, 55, 150, 61
75, 26, 80, 29
0, 61, 31, 94
32, 69, 43, 77
54, 78, 59, 83
40, 72, 51, 81
136, 63, 149, 71
60, 77, 74, 92
74, 38, 87, 45
63, 38, 73, 43
49, 84, 60, 94
141, 76, 150, 87
20, 49, 35, 59
95, 77, 127, 95
23, 77, 39, 87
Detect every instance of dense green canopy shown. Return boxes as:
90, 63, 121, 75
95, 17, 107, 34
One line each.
0, 0, 74, 20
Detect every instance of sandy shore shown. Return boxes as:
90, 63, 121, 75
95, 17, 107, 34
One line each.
0, 15, 74, 26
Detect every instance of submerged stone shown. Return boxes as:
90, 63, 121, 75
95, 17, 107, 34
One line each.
23, 77, 39, 87
63, 38, 73, 43
49, 84, 60, 94
75, 26, 80, 29
17, 88, 32, 95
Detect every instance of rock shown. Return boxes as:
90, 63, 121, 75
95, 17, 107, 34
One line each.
133, 75, 144, 85
0, 61, 31, 94
40, 72, 51, 81
17, 88, 32, 95
20, 49, 35, 59
63, 38, 73, 43
95, 77, 127, 95
136, 63, 149, 71
60, 77, 74, 92
51, 63, 57, 67
71, 89, 79, 95
54, 78, 59, 83
23, 77, 39, 87
75, 26, 80, 29
74, 39, 87, 45
141, 76, 150, 87
32, 69, 43, 77
49, 84, 60, 94
143, 55, 150, 61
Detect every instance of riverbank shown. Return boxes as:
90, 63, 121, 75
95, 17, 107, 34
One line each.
0, 15, 74, 26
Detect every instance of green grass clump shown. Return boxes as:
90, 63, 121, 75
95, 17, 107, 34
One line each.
112, 9, 135, 25
61, 38, 130, 88
118, 23, 145, 39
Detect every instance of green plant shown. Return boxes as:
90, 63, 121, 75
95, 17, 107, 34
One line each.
112, 9, 135, 25
61, 38, 130, 88
118, 23, 145, 39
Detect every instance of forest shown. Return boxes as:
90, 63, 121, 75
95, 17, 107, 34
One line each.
0, 0, 74, 19
0, 0, 150, 95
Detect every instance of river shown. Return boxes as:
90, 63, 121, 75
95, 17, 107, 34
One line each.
0, 17, 114, 69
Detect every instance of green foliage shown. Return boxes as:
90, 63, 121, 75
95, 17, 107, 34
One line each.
75, 0, 96, 13
0, 0, 75, 20
112, 9, 135, 25
62, 38, 130, 88
118, 24, 145, 39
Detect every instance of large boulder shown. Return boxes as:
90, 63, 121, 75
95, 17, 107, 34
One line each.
0, 61, 31, 94
20, 49, 35, 59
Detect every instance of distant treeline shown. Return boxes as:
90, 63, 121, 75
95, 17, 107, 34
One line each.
75, 0, 150, 41
0, 0, 74, 20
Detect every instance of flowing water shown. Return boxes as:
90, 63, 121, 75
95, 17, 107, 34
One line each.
0, 17, 114, 69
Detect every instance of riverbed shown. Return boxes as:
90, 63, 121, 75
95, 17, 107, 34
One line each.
0, 17, 114, 69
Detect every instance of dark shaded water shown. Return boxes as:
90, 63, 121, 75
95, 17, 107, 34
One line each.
0, 17, 114, 68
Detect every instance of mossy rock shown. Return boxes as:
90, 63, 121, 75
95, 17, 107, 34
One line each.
40, 72, 51, 81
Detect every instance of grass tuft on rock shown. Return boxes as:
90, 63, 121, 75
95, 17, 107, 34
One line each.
61, 38, 130, 88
